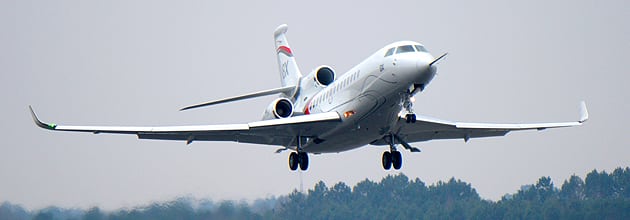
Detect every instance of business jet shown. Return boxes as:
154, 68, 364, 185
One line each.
30, 24, 588, 171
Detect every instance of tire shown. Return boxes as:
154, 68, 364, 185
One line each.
289, 152, 298, 171
392, 151, 402, 170
299, 152, 309, 171
382, 151, 392, 170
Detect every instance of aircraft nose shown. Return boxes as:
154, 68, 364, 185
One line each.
416, 58, 430, 73
414, 56, 436, 84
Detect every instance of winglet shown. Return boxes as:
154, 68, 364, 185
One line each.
28, 106, 57, 130
579, 101, 589, 123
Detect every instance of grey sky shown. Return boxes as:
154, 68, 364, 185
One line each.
1, 0, 628, 210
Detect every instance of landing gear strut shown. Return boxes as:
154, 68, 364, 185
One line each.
402, 92, 416, 123
381, 134, 421, 170
288, 136, 309, 171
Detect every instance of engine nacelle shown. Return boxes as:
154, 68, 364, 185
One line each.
309, 65, 335, 87
297, 65, 335, 108
263, 98, 294, 120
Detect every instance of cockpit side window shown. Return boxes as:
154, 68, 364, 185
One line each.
396, 45, 415, 54
384, 47, 395, 57
414, 45, 428, 52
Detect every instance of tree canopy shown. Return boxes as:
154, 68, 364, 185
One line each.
2, 167, 630, 220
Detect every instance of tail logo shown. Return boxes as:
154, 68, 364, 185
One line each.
277, 46, 293, 57
281, 61, 289, 79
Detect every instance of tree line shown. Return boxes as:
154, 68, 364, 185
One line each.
2, 167, 629, 220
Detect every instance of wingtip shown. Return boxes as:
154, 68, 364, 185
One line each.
28, 106, 56, 130
579, 101, 589, 123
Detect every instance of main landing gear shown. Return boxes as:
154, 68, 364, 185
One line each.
381, 134, 421, 170
288, 151, 309, 171
288, 135, 309, 171
382, 150, 402, 170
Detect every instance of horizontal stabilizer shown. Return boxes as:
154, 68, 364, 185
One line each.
180, 86, 296, 111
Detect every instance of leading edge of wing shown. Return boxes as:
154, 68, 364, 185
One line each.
456, 101, 588, 130
29, 106, 340, 134
29, 106, 248, 134
403, 101, 588, 132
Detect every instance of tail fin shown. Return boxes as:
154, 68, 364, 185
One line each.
274, 24, 302, 89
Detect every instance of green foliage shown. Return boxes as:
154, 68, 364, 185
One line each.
2, 167, 630, 220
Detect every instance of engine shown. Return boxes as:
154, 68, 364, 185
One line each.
307, 65, 335, 88
312, 65, 335, 87
297, 66, 335, 106
263, 98, 294, 120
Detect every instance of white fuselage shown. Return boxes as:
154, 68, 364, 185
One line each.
295, 41, 436, 153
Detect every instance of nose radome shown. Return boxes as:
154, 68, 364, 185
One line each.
413, 55, 437, 85
416, 59, 429, 72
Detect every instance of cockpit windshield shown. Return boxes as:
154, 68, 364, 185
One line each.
384, 44, 429, 57
384, 47, 395, 57
396, 45, 415, 54
414, 45, 428, 52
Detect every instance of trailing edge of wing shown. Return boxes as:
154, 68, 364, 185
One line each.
180, 86, 296, 111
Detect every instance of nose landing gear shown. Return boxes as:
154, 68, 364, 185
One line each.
402, 92, 416, 123
405, 113, 417, 123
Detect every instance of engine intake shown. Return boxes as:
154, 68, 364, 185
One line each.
264, 98, 294, 119
314, 66, 335, 87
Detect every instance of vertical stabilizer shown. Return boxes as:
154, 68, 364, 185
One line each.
274, 24, 302, 90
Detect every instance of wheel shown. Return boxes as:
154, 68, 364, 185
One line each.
392, 151, 402, 170
298, 152, 309, 171
289, 152, 298, 171
382, 151, 392, 170
406, 114, 417, 123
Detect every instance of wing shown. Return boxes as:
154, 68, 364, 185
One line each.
379, 102, 588, 145
29, 106, 341, 147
